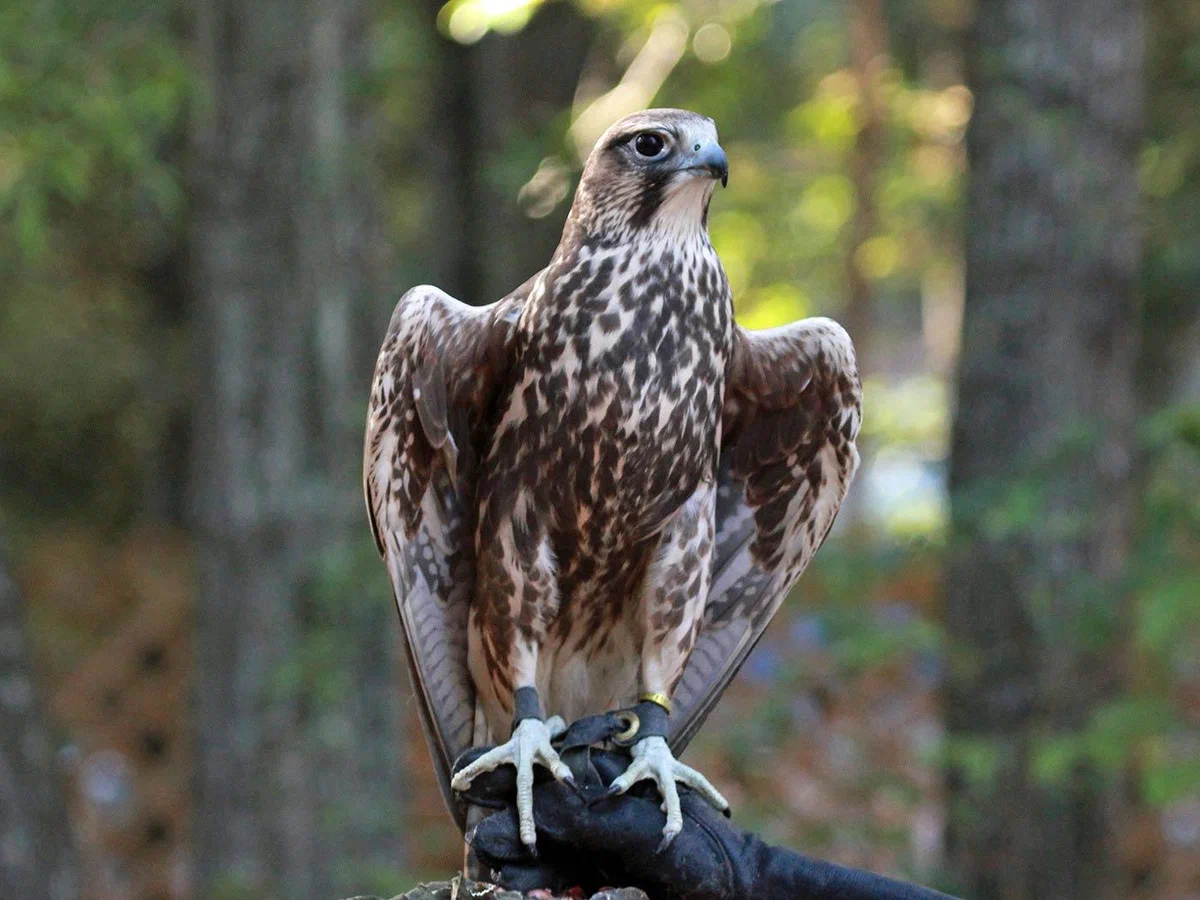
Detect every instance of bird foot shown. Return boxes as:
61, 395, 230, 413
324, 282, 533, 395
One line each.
606, 735, 729, 850
451, 716, 573, 851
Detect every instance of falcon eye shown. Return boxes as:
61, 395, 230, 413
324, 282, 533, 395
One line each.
633, 132, 667, 158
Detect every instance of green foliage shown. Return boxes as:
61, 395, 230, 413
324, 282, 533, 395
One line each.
0, 0, 190, 261
1031, 698, 1175, 786
943, 736, 1005, 792
941, 399, 1199, 809
209, 872, 260, 900
1126, 400, 1200, 807
830, 612, 940, 674
267, 535, 396, 711
1143, 758, 1200, 809
0, 0, 190, 527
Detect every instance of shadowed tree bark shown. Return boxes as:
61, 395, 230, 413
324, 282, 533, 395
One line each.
187, 1, 400, 896
1142, 0, 1200, 408
422, 0, 594, 305
0, 535, 76, 900
944, 2, 1144, 899
837, 0, 890, 528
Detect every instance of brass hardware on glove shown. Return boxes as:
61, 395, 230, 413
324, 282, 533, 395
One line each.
613, 710, 640, 744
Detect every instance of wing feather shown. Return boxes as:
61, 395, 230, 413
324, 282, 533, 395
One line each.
669, 317, 862, 753
364, 280, 532, 829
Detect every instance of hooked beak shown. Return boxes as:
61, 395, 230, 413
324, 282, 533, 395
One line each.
685, 142, 729, 187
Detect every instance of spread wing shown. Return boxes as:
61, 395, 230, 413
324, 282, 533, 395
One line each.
669, 317, 862, 753
364, 277, 535, 829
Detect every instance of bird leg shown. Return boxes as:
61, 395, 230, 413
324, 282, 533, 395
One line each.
607, 697, 729, 849
610, 483, 726, 846
451, 686, 573, 850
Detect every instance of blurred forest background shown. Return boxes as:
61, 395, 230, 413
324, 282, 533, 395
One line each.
1, 0, 1197, 899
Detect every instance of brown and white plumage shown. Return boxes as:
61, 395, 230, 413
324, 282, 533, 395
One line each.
364, 109, 861, 841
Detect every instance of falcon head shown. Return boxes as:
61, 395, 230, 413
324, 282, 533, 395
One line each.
569, 109, 728, 241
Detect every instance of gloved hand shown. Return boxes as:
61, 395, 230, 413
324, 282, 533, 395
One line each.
453, 716, 961, 900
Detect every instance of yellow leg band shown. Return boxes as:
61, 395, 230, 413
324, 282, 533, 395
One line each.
639, 692, 673, 714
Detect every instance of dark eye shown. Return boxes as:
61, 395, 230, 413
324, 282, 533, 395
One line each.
633, 132, 666, 158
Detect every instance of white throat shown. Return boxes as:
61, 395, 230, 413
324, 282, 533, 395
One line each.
646, 179, 715, 243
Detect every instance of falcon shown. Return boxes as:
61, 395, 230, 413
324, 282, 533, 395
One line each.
364, 109, 861, 851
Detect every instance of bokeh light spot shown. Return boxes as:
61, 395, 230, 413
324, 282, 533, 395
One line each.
855, 236, 900, 280
737, 284, 811, 330
710, 210, 767, 296
693, 23, 732, 64
797, 174, 856, 233
440, 0, 543, 44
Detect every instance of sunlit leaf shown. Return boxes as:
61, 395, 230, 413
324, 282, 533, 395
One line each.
1143, 758, 1200, 808
736, 282, 811, 330
439, 0, 548, 43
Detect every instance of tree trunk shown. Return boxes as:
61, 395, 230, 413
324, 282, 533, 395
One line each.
187, 1, 400, 896
838, 0, 890, 528
422, 0, 593, 304
1142, 0, 1200, 408
0, 535, 76, 900
842, 0, 889, 374
944, 2, 1144, 899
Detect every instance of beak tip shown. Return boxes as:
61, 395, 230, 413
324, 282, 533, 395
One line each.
693, 142, 729, 187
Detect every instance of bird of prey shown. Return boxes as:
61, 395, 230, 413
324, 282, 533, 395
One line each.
364, 108, 861, 850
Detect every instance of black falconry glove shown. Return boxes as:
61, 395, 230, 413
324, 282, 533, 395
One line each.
453, 714, 962, 900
